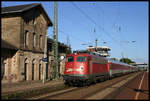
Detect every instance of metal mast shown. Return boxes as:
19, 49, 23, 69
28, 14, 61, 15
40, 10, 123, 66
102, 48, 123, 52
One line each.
53, 1, 59, 80
94, 28, 98, 51
95, 38, 98, 48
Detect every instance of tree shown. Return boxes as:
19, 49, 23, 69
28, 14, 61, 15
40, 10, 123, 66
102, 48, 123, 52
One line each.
110, 58, 118, 61
66, 47, 72, 54
120, 58, 136, 64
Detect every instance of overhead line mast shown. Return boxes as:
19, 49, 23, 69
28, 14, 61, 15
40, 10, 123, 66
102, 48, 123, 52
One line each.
53, 1, 59, 80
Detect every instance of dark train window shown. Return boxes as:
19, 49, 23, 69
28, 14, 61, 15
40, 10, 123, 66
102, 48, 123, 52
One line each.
67, 57, 74, 62
76, 56, 87, 62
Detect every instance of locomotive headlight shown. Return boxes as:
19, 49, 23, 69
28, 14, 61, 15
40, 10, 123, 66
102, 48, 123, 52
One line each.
80, 66, 84, 70
66, 68, 72, 72
76, 66, 84, 72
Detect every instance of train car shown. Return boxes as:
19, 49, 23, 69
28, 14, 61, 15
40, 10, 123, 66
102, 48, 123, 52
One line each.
131, 65, 138, 72
63, 51, 109, 85
107, 59, 132, 78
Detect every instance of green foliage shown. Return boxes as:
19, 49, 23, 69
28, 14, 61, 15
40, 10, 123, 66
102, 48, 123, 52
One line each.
132, 64, 137, 66
120, 58, 136, 64
66, 47, 71, 54
110, 58, 118, 61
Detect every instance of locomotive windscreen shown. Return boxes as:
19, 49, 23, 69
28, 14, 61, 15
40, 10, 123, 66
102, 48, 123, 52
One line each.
66, 57, 74, 62
76, 56, 87, 62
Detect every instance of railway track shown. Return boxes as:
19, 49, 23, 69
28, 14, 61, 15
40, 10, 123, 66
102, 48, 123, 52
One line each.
27, 72, 141, 100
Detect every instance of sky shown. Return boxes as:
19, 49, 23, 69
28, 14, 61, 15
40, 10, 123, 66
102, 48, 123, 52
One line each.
1, 1, 149, 64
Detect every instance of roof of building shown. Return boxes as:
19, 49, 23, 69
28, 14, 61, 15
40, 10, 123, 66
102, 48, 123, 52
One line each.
1, 3, 52, 26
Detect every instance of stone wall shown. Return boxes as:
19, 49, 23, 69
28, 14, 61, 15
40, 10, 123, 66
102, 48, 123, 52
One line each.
1, 49, 18, 83
18, 50, 50, 81
1, 50, 67, 83
21, 7, 47, 52
1, 17, 21, 49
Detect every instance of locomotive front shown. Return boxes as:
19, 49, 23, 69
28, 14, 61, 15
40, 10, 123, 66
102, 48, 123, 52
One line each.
63, 54, 90, 84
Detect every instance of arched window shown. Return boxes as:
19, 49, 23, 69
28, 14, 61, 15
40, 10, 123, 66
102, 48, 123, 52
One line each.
24, 58, 29, 80
25, 18, 29, 25
33, 33, 36, 48
33, 18, 37, 25
25, 31, 29, 47
32, 59, 36, 80
39, 60, 42, 80
1, 58, 6, 79
39, 35, 42, 49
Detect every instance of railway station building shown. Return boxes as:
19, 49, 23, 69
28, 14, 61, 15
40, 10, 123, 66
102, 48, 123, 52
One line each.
1, 3, 71, 83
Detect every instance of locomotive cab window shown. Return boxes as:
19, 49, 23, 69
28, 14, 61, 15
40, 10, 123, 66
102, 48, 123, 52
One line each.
76, 56, 87, 62
66, 57, 74, 62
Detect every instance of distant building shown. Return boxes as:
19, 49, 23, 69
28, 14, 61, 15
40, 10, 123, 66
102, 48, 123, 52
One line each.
87, 46, 110, 57
136, 63, 148, 71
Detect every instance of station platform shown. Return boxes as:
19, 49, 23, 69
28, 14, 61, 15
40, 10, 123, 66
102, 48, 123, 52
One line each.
1, 79, 64, 95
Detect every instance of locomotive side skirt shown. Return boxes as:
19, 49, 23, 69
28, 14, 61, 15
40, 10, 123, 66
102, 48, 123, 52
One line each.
63, 72, 109, 82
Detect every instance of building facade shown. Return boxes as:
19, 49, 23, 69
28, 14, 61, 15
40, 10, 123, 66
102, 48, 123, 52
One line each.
1, 3, 53, 83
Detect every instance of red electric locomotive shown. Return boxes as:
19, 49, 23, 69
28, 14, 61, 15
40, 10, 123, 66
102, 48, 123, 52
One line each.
63, 50, 137, 86
63, 51, 109, 85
